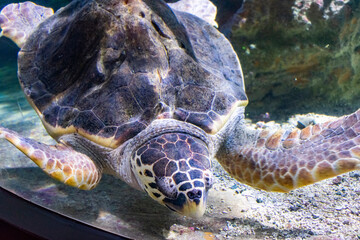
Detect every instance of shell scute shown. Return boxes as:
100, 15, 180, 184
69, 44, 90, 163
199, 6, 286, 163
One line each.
73, 111, 105, 135
177, 85, 215, 113
17, 0, 247, 147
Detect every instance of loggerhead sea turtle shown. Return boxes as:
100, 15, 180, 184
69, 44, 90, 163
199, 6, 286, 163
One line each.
0, 0, 359, 218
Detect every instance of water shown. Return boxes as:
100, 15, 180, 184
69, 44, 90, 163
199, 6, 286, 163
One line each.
0, 1, 359, 239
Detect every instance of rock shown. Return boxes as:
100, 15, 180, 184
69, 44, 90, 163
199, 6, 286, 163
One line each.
231, 0, 360, 121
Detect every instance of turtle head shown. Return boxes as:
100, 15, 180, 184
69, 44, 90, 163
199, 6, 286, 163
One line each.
132, 132, 213, 218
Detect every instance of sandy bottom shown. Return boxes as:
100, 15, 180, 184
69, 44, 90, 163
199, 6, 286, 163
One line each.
0, 92, 359, 240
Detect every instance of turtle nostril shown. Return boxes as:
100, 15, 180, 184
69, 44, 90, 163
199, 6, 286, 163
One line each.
187, 189, 202, 200
187, 191, 195, 199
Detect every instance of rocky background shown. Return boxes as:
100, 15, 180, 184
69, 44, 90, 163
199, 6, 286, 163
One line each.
1, 0, 360, 122
229, 0, 360, 121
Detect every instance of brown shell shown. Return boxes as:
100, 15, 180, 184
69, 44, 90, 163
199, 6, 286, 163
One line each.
18, 0, 247, 148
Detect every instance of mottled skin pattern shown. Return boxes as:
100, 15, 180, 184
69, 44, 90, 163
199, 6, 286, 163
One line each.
0, 2, 53, 47
168, 0, 218, 27
0, 127, 100, 190
217, 110, 360, 192
0, 0, 359, 218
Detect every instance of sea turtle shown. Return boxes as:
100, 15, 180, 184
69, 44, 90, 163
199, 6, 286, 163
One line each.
0, 0, 359, 218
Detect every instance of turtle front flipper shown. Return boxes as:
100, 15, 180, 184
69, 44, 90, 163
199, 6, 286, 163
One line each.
168, 0, 218, 27
216, 109, 360, 192
0, 2, 53, 48
0, 127, 101, 190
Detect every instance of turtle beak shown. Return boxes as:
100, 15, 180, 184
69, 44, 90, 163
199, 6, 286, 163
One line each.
180, 198, 206, 218
163, 190, 208, 218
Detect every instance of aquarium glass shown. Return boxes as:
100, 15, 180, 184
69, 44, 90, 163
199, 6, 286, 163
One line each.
0, 0, 359, 239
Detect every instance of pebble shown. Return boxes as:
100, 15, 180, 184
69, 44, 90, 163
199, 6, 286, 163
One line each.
307, 192, 315, 198
312, 214, 320, 219
349, 172, 360, 178
335, 206, 344, 211
289, 204, 302, 211
332, 176, 343, 185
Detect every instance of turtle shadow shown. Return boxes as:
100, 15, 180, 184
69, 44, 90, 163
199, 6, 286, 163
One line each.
0, 167, 319, 239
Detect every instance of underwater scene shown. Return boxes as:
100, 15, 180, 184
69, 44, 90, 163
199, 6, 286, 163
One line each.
0, 0, 359, 239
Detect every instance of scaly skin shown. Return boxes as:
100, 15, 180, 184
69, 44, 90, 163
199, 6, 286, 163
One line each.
0, 127, 101, 190
217, 109, 360, 192
133, 132, 212, 217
